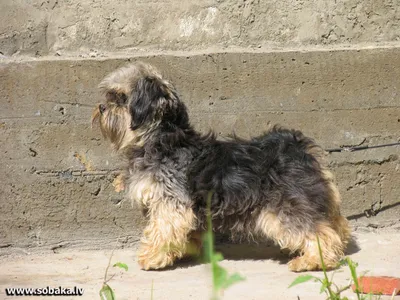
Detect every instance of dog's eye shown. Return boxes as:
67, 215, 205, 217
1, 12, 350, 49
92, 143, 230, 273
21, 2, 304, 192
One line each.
105, 91, 127, 106
116, 93, 127, 106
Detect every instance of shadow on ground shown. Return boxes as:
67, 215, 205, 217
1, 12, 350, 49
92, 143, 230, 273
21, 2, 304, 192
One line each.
171, 235, 360, 270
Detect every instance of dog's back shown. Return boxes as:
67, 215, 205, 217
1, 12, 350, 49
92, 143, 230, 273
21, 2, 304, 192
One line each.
188, 126, 349, 241
189, 126, 327, 218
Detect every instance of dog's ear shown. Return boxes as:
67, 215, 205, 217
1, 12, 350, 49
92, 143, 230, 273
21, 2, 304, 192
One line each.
129, 77, 163, 130
129, 77, 189, 130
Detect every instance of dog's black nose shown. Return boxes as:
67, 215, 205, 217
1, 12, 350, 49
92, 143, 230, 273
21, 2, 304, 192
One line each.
99, 104, 106, 114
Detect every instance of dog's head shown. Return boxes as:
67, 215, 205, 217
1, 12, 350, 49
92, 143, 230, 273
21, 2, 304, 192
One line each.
92, 62, 189, 150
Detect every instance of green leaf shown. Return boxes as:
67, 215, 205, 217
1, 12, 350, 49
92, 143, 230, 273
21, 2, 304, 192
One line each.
221, 273, 246, 290
338, 258, 348, 267
212, 262, 245, 294
212, 252, 224, 263
99, 284, 115, 300
288, 275, 315, 288
202, 190, 245, 297
320, 278, 328, 294
346, 257, 360, 294
113, 262, 128, 271
213, 263, 228, 289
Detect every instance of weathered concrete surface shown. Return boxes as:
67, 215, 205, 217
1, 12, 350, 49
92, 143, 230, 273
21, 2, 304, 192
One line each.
1, 0, 400, 56
1, 230, 400, 299
0, 47, 400, 250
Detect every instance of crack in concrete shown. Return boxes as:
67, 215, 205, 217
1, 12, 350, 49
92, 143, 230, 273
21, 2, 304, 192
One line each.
190, 106, 400, 114
340, 137, 367, 148
39, 99, 94, 108
328, 155, 399, 167
35, 169, 121, 177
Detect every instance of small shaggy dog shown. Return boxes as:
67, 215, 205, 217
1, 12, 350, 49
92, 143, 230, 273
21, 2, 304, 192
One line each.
92, 62, 350, 272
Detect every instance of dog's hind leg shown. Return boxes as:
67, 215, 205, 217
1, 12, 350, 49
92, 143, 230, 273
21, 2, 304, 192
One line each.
137, 201, 197, 270
286, 221, 345, 272
286, 169, 351, 272
255, 210, 346, 272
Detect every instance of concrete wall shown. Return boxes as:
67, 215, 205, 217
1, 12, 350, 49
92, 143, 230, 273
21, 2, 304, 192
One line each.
1, 0, 399, 56
0, 0, 399, 251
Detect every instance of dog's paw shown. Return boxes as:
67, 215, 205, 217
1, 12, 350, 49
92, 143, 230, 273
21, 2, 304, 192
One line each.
137, 256, 154, 271
288, 256, 338, 272
288, 256, 320, 272
137, 248, 174, 270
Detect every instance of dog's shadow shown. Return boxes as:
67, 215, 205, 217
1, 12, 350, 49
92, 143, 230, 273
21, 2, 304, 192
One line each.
345, 235, 361, 256
167, 235, 361, 271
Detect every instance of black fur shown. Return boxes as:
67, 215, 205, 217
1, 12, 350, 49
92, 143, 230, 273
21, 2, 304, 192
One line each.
188, 128, 332, 234
127, 76, 333, 237
130, 77, 189, 131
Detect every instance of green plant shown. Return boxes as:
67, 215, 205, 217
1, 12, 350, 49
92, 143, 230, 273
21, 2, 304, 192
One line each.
203, 191, 245, 300
289, 236, 386, 300
99, 248, 129, 300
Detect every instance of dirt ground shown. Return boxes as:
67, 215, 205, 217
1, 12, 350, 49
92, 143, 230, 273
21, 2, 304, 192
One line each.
1, 229, 399, 300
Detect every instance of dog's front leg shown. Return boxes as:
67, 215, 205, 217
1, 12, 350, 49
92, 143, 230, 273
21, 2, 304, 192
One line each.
137, 201, 197, 270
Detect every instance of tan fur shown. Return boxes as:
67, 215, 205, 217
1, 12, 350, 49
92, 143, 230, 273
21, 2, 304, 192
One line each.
287, 221, 345, 272
126, 171, 199, 269
255, 211, 305, 252
127, 174, 160, 208
321, 168, 351, 246
91, 104, 135, 151
254, 162, 351, 272
138, 201, 197, 270
307, 145, 351, 247
256, 210, 346, 272
330, 214, 351, 249
98, 63, 163, 97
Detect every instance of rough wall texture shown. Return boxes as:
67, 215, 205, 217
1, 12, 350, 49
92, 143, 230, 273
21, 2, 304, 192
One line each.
0, 0, 399, 56
0, 0, 399, 251
1, 49, 399, 250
